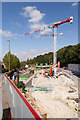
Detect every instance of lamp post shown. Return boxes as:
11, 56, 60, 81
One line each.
7, 40, 10, 71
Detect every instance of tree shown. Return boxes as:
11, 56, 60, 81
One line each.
18, 43, 80, 67
57, 43, 80, 67
20, 61, 27, 68
3, 52, 21, 70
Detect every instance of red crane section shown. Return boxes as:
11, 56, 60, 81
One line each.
53, 17, 73, 28
24, 16, 73, 36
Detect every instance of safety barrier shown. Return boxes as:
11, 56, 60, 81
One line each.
4, 74, 43, 119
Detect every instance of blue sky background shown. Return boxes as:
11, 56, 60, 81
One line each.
1, 2, 78, 61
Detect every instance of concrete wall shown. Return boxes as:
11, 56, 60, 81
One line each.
68, 64, 80, 76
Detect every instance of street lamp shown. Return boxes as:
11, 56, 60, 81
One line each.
7, 40, 10, 71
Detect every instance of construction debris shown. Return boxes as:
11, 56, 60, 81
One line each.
18, 68, 79, 118
31, 70, 78, 118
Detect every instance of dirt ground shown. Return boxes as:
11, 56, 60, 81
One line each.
31, 70, 78, 118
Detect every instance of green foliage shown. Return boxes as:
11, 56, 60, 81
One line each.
18, 81, 25, 91
57, 43, 80, 66
2, 68, 8, 73
26, 52, 53, 65
20, 61, 27, 68
15, 81, 25, 93
20, 43, 80, 67
3, 52, 21, 70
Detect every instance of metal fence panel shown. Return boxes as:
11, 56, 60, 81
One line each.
4, 74, 42, 119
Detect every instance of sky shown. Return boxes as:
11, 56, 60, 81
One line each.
1, 2, 78, 61
1, 0, 79, 2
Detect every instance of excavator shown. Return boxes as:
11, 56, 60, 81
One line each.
43, 61, 60, 77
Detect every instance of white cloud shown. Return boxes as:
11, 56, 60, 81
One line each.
0, 29, 23, 37
21, 6, 53, 35
0, 29, 13, 37
22, 6, 36, 17
72, 2, 78, 6
15, 47, 53, 61
28, 10, 45, 23
30, 23, 47, 30
40, 28, 52, 35
21, 6, 45, 24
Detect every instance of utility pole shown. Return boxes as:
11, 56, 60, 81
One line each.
7, 40, 10, 71
17, 69, 19, 88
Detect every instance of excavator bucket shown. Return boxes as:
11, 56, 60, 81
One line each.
43, 61, 60, 77
43, 73, 48, 76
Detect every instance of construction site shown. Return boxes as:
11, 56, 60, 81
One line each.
5, 61, 79, 119
18, 16, 79, 118
1, 5, 80, 118
21, 67, 80, 118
